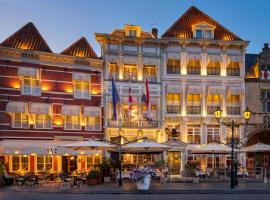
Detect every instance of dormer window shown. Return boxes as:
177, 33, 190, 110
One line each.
128, 30, 137, 37
125, 24, 141, 37
192, 23, 215, 39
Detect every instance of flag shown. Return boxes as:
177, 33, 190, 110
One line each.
112, 77, 119, 120
128, 85, 132, 120
141, 78, 151, 120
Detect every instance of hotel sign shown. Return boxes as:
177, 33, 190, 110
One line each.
47, 147, 58, 155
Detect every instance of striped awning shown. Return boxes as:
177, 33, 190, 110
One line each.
6, 101, 28, 113
72, 72, 90, 82
29, 103, 51, 115
61, 105, 81, 116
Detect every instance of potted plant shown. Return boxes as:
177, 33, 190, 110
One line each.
100, 158, 112, 183
217, 164, 226, 180
130, 167, 156, 190
87, 170, 101, 185
185, 161, 200, 183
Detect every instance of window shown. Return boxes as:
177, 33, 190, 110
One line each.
167, 93, 181, 114
187, 154, 201, 164
195, 30, 203, 39
167, 59, 181, 74
74, 81, 90, 99
108, 63, 119, 79
207, 155, 220, 168
37, 156, 53, 172
22, 76, 40, 95
85, 116, 101, 131
64, 116, 80, 130
11, 155, 29, 172
207, 61, 220, 75
187, 60, 201, 75
187, 94, 201, 114
261, 89, 270, 112
227, 95, 240, 115
193, 23, 214, 39
187, 125, 200, 144
207, 95, 221, 114
128, 30, 137, 37
143, 65, 157, 82
123, 64, 137, 81
227, 62, 240, 76
35, 114, 52, 129
86, 155, 101, 170
227, 127, 239, 144
204, 30, 212, 39
12, 113, 29, 128
207, 126, 220, 143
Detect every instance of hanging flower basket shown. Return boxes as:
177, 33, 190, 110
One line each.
130, 167, 156, 190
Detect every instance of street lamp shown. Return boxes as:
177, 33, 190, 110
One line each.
214, 106, 251, 189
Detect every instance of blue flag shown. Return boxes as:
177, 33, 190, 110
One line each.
112, 77, 119, 120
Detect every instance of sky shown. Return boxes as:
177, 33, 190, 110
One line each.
0, 0, 269, 56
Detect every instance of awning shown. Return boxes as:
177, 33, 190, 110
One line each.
167, 85, 183, 93
83, 106, 101, 116
122, 140, 169, 152
240, 143, 270, 152
61, 105, 81, 116
188, 53, 201, 61
6, 101, 28, 113
228, 55, 242, 63
208, 86, 223, 95
17, 67, 39, 78
189, 143, 237, 154
72, 73, 90, 82
163, 139, 187, 152
61, 140, 116, 151
29, 103, 51, 115
208, 54, 221, 62
0, 139, 101, 155
188, 86, 202, 94
228, 87, 244, 95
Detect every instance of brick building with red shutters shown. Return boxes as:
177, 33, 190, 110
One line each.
0, 22, 104, 174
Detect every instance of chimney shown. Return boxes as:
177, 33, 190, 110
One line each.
152, 28, 158, 38
264, 43, 269, 49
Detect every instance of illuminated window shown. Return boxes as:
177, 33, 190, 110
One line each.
187, 125, 201, 144
123, 64, 137, 81
227, 62, 240, 76
74, 81, 90, 99
187, 60, 201, 75
22, 76, 40, 96
12, 113, 29, 128
193, 23, 214, 39
207, 155, 220, 168
108, 63, 119, 80
143, 65, 157, 82
227, 95, 240, 115
167, 59, 181, 74
187, 94, 201, 114
86, 155, 101, 170
64, 116, 80, 130
260, 89, 270, 112
207, 61, 220, 75
35, 114, 52, 129
128, 30, 137, 37
11, 155, 29, 172
226, 127, 239, 144
37, 156, 53, 171
207, 125, 220, 143
207, 94, 221, 114
167, 93, 181, 114
85, 116, 101, 131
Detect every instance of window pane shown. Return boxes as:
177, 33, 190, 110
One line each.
204, 30, 211, 39
196, 30, 203, 38
12, 156, 20, 171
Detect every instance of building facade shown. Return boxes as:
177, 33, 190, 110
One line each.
245, 43, 270, 168
0, 22, 104, 174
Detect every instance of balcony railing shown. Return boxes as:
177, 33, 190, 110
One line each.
108, 73, 119, 80
187, 66, 201, 75
167, 105, 181, 114
187, 106, 201, 115
207, 67, 220, 76
106, 119, 161, 128
227, 68, 240, 76
207, 106, 220, 115
123, 74, 137, 81
227, 107, 241, 115
144, 75, 157, 83
207, 137, 220, 144
167, 66, 180, 74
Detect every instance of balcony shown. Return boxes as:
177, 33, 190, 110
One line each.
207, 106, 219, 115
227, 107, 241, 115
207, 67, 220, 76
187, 106, 201, 115
227, 68, 240, 76
108, 73, 119, 80
145, 75, 157, 83
167, 66, 180, 74
187, 66, 200, 75
167, 105, 181, 114
106, 120, 161, 128
123, 74, 137, 81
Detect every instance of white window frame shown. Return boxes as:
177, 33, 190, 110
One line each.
11, 113, 30, 129
123, 64, 137, 81
85, 115, 102, 131
34, 114, 52, 129
85, 154, 102, 170
64, 115, 81, 130
74, 80, 91, 99
187, 125, 201, 144
192, 23, 215, 39
9, 155, 30, 172
21, 76, 41, 96
207, 126, 220, 144
35, 156, 53, 172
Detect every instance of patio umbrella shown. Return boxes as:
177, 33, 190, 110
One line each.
60, 140, 116, 151
189, 143, 237, 154
240, 143, 270, 152
122, 140, 169, 152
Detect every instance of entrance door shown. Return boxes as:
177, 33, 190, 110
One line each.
62, 156, 68, 174
168, 152, 181, 175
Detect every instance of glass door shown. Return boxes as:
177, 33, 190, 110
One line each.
168, 152, 181, 175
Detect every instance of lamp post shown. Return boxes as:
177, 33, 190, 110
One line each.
214, 106, 251, 189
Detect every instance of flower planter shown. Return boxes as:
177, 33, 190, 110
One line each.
136, 174, 151, 190
88, 178, 98, 185
192, 177, 199, 184
104, 176, 111, 183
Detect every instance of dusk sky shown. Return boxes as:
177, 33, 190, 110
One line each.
0, 0, 269, 56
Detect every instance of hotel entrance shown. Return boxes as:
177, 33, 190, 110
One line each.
62, 156, 77, 174
167, 152, 181, 175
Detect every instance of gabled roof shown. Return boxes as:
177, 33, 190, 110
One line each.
162, 6, 242, 41
1, 22, 52, 52
61, 37, 98, 59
